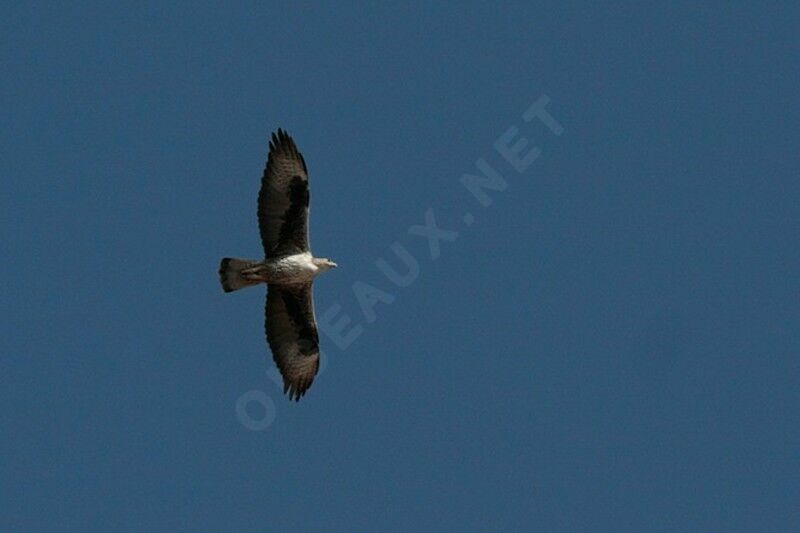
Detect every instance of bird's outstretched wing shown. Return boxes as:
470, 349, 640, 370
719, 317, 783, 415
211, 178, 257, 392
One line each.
257, 129, 310, 257
265, 283, 320, 401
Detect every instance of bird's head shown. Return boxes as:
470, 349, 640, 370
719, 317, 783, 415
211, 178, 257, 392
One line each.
314, 257, 338, 272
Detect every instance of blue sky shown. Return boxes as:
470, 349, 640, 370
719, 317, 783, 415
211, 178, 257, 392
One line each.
2, 2, 799, 530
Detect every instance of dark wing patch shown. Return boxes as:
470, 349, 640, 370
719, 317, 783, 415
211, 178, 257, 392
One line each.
265, 283, 320, 401
257, 129, 311, 257
277, 177, 310, 251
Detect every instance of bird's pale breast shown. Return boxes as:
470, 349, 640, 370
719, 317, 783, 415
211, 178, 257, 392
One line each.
264, 252, 318, 284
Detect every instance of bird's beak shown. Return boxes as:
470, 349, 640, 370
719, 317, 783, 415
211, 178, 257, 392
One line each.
331, 262, 338, 268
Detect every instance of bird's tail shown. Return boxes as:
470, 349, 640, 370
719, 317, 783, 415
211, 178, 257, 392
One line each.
219, 258, 261, 293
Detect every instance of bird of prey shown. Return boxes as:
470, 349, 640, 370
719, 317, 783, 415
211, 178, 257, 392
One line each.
219, 129, 337, 401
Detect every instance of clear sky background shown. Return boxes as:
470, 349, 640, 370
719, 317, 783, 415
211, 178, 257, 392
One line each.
2, 3, 799, 531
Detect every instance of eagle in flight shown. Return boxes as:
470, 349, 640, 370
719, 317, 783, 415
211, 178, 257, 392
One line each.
219, 129, 337, 401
